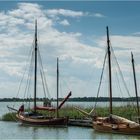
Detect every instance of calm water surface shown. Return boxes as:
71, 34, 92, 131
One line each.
1, 102, 140, 139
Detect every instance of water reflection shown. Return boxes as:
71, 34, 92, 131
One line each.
92, 130, 140, 140
32, 127, 38, 139
1, 121, 140, 139
18, 124, 69, 139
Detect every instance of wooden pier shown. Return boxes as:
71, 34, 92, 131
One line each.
68, 119, 92, 127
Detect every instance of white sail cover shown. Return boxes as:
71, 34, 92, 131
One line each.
111, 114, 140, 128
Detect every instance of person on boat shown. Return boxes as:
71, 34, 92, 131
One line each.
18, 104, 24, 113
43, 98, 51, 107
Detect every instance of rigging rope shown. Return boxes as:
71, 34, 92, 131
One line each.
110, 46, 124, 101
38, 48, 51, 100
24, 48, 34, 100
94, 51, 107, 109
110, 44, 137, 113
14, 42, 34, 108
110, 45, 132, 98
40, 70, 47, 99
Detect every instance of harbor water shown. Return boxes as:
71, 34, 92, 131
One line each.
0, 101, 140, 139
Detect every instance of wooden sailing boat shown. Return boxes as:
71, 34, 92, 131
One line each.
15, 20, 71, 126
93, 26, 140, 135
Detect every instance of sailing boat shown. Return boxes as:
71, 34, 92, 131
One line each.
13, 20, 72, 126
92, 26, 140, 135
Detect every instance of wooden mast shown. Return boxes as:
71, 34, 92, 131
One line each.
56, 57, 59, 118
106, 26, 112, 115
131, 52, 140, 123
34, 20, 38, 113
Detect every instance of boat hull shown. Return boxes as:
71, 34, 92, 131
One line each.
16, 113, 68, 126
93, 121, 140, 135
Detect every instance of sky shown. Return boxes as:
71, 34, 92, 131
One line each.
0, 1, 140, 99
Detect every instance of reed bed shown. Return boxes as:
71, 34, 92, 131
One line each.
1, 105, 138, 122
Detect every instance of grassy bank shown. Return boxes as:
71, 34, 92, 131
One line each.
1, 105, 138, 122
1, 112, 17, 121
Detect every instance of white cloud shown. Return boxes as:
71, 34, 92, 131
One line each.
0, 61, 24, 77
46, 9, 105, 19
132, 32, 140, 36
59, 19, 70, 26
46, 9, 84, 18
83, 12, 105, 18
93, 13, 105, 18
9, 2, 44, 19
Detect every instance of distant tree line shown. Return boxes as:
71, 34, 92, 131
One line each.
0, 97, 139, 102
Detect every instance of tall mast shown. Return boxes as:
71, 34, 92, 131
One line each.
56, 57, 59, 118
34, 20, 38, 113
131, 52, 140, 123
106, 26, 112, 115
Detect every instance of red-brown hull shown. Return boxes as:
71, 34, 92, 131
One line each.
16, 114, 68, 126
93, 121, 140, 135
